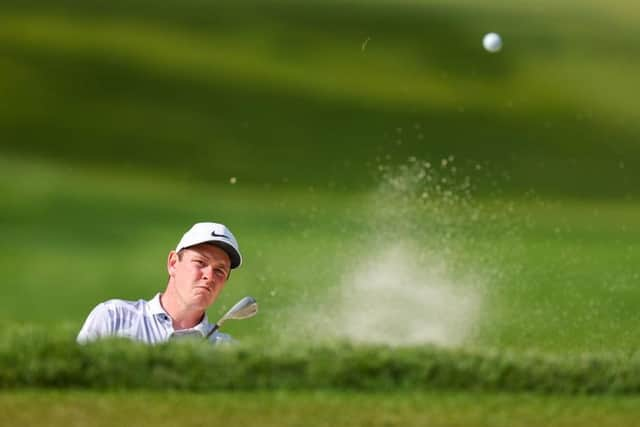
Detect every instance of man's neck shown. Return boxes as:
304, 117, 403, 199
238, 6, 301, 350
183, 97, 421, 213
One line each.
159, 291, 205, 330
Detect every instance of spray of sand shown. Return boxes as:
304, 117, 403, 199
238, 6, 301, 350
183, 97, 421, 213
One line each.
284, 157, 512, 347
332, 242, 482, 346
330, 158, 488, 346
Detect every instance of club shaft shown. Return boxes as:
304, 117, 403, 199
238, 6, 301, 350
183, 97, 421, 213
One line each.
205, 323, 220, 338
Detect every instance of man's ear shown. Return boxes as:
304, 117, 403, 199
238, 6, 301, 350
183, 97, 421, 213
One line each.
167, 251, 179, 276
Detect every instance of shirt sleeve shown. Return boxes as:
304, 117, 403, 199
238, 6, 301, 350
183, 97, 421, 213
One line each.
77, 303, 113, 344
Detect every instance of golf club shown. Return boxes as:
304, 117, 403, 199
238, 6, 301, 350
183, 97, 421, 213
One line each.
205, 296, 258, 338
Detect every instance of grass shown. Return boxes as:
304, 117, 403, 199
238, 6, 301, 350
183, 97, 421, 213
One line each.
1, 154, 640, 353
3, 390, 640, 427
1, 0, 640, 419
4, 330, 640, 393
1, 0, 639, 195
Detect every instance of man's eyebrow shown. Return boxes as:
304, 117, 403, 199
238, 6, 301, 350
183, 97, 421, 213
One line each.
195, 252, 230, 268
215, 259, 231, 269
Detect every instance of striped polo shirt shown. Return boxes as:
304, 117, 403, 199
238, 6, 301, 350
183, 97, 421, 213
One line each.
77, 293, 232, 345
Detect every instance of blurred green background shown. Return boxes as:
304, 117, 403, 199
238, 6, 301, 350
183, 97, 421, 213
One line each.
1, 0, 639, 353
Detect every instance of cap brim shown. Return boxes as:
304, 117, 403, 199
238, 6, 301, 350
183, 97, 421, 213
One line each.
206, 240, 242, 269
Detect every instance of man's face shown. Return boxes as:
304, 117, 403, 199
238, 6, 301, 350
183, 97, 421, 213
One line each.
168, 243, 231, 311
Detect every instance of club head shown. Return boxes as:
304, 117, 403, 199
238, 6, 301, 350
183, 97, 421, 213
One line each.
217, 296, 258, 326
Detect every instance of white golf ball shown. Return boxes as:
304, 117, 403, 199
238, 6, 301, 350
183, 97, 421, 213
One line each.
483, 32, 503, 53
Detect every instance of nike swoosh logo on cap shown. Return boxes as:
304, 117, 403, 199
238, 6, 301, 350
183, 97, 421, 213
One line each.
211, 231, 229, 239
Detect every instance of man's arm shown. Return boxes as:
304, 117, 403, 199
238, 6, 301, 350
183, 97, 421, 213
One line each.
77, 303, 113, 343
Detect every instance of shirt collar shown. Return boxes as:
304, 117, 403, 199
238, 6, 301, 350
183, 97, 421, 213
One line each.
148, 293, 168, 316
147, 293, 212, 337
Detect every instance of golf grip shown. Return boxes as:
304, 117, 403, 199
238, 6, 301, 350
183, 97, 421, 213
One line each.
205, 323, 220, 339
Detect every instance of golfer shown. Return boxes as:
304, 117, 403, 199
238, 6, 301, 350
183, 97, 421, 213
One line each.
77, 222, 242, 344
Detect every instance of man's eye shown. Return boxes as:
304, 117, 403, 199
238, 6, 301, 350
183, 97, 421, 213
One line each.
215, 269, 227, 277
194, 260, 206, 266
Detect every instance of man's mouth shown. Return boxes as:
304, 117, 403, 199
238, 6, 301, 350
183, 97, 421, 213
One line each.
194, 284, 213, 293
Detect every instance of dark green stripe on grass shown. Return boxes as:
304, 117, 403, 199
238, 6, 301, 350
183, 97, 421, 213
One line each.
1, 327, 639, 394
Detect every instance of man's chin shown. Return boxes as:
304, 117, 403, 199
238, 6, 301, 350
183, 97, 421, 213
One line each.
190, 289, 214, 308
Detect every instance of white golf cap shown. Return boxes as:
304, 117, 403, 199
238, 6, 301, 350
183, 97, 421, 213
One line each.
175, 222, 242, 269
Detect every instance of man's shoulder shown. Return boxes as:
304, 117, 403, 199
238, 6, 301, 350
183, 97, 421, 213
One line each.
91, 297, 150, 314
101, 297, 148, 307
78, 297, 156, 344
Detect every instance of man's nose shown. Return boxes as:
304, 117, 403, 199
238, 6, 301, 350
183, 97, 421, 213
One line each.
201, 265, 213, 281
202, 266, 219, 284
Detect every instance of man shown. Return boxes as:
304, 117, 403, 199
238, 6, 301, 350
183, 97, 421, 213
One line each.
77, 222, 242, 344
